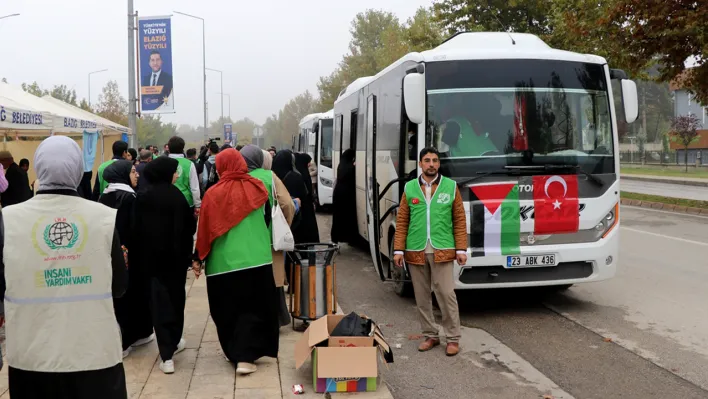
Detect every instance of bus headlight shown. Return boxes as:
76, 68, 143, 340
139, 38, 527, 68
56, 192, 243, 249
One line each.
320, 177, 334, 188
595, 204, 618, 239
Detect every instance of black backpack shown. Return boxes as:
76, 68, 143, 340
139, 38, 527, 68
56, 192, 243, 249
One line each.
204, 161, 219, 193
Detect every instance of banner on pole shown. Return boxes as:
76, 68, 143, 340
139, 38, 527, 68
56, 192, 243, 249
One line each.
138, 16, 175, 114
223, 123, 233, 142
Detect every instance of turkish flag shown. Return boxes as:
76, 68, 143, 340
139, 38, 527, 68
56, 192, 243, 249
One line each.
513, 94, 528, 151
533, 175, 579, 234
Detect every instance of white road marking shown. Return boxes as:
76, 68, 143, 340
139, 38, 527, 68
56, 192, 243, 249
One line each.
620, 227, 708, 247
621, 205, 708, 219
459, 326, 575, 399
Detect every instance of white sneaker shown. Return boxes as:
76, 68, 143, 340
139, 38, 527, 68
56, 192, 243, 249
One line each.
122, 347, 132, 359
131, 333, 155, 347
175, 338, 186, 355
159, 360, 175, 374
236, 362, 257, 375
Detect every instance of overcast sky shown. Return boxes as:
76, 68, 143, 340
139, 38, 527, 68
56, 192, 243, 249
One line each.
0, 0, 432, 127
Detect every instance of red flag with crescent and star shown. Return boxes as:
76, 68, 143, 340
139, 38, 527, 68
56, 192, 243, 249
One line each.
532, 175, 579, 234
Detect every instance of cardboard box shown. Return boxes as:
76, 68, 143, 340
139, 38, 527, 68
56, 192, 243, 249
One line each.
295, 314, 391, 393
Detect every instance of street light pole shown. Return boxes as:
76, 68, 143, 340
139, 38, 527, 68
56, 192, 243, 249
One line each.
206, 68, 223, 121
222, 93, 231, 119
127, 1, 137, 148
174, 11, 207, 142
88, 69, 108, 108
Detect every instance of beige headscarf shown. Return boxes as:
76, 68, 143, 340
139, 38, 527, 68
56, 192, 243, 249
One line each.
261, 149, 272, 171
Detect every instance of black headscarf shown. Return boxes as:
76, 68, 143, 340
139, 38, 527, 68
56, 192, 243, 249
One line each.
132, 156, 196, 275
272, 150, 299, 182
143, 156, 178, 185
103, 160, 133, 186
294, 153, 312, 178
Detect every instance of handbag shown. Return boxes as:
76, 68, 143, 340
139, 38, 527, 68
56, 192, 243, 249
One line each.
271, 174, 296, 251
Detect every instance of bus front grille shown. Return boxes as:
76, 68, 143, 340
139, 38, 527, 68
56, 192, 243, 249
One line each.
458, 262, 593, 284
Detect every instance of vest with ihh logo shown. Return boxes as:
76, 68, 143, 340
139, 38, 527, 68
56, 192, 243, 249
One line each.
175, 157, 194, 207
2, 195, 122, 372
404, 176, 456, 251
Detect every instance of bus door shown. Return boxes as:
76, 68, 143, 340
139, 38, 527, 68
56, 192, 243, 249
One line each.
365, 94, 386, 280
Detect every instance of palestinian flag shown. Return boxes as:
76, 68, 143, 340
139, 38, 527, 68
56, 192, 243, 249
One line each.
470, 183, 521, 257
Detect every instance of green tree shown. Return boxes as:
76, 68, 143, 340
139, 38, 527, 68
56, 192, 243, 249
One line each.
433, 0, 553, 37
317, 69, 348, 112
47, 85, 78, 106
669, 115, 702, 172
79, 99, 92, 112
21, 81, 45, 97
1, 78, 7, 84
96, 80, 128, 126
608, 0, 707, 104
405, 7, 444, 52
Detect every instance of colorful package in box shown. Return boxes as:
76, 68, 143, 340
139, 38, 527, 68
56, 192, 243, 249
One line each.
294, 314, 392, 393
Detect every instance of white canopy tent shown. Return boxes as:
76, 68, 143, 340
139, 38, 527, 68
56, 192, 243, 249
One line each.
42, 96, 129, 136
0, 82, 129, 136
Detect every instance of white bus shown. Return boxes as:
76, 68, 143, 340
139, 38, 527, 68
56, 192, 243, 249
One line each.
332, 32, 638, 296
296, 111, 335, 207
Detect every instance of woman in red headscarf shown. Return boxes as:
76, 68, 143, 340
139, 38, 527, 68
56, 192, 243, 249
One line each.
192, 148, 278, 375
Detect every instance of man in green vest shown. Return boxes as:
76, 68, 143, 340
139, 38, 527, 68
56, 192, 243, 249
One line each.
166, 136, 201, 216
393, 147, 467, 357
92, 140, 129, 200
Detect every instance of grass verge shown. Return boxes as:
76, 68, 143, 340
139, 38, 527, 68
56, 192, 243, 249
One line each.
621, 191, 708, 210
620, 167, 708, 179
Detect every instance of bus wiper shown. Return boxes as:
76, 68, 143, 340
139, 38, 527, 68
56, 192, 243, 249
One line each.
504, 164, 604, 186
455, 169, 524, 187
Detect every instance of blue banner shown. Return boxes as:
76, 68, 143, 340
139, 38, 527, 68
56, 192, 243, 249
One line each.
223, 123, 233, 142
138, 16, 174, 114
83, 131, 98, 172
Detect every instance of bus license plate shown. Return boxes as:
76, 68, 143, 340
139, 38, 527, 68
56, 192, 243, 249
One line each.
506, 254, 557, 268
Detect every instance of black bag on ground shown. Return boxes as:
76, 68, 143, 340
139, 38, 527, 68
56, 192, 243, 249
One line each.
331, 312, 372, 338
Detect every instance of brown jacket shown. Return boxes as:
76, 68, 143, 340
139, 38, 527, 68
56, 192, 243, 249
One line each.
393, 175, 467, 265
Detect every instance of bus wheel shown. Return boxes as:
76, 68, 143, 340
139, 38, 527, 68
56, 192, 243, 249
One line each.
389, 237, 413, 297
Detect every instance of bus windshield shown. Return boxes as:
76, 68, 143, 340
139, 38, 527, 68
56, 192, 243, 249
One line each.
320, 119, 333, 168
425, 59, 615, 177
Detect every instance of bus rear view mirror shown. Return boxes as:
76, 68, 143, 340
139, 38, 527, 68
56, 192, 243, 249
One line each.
403, 73, 425, 125
620, 79, 638, 124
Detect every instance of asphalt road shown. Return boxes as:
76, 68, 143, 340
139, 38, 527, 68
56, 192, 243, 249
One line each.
621, 179, 708, 201
318, 206, 708, 399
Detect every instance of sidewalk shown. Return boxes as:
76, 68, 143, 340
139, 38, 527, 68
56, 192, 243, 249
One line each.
0, 272, 394, 399
621, 173, 708, 187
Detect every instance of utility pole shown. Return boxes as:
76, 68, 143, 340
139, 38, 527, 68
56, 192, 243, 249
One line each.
127, 0, 137, 148
174, 11, 207, 143
206, 68, 223, 121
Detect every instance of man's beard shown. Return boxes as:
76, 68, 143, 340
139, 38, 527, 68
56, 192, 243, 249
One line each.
424, 168, 437, 177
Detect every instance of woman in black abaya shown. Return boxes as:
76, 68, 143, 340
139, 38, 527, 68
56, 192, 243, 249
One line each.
131, 157, 197, 374
331, 149, 358, 244
99, 161, 154, 357
294, 153, 314, 204
273, 150, 319, 244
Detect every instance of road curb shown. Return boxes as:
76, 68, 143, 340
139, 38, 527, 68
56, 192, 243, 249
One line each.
620, 198, 708, 216
621, 174, 708, 187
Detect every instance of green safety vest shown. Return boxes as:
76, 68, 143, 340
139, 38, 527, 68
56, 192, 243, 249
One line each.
447, 117, 497, 157
404, 176, 456, 251
97, 159, 117, 195
174, 157, 194, 207
206, 206, 272, 276
249, 168, 275, 241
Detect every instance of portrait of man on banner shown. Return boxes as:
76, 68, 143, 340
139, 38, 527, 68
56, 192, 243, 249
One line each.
142, 50, 173, 101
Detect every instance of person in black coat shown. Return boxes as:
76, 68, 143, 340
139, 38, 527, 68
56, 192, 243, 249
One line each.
272, 150, 319, 244
98, 161, 154, 357
0, 151, 32, 207
331, 149, 358, 244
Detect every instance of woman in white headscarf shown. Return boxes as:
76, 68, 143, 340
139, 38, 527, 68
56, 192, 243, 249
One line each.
0, 136, 129, 399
